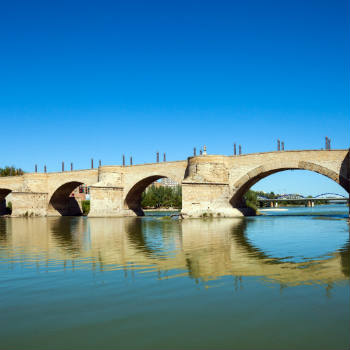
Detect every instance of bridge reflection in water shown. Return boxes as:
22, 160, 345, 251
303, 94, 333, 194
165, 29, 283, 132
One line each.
0, 217, 349, 288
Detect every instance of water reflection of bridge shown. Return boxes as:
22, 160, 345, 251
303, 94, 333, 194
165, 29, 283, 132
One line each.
0, 218, 348, 287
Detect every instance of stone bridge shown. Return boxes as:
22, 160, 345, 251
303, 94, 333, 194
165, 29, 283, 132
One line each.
0, 149, 348, 217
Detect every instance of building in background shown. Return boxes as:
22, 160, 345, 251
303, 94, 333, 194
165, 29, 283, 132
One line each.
160, 178, 179, 188
70, 185, 90, 200
146, 178, 179, 191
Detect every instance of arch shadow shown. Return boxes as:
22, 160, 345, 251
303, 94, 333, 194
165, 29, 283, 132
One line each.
48, 181, 85, 216
0, 188, 12, 215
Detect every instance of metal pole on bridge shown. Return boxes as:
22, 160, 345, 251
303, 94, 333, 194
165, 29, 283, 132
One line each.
35, 164, 37, 173
194, 147, 196, 156
239, 145, 242, 155
71, 162, 73, 171
44, 165, 47, 173
122, 155, 125, 167
325, 136, 331, 150
62, 162, 64, 172
234, 143, 236, 156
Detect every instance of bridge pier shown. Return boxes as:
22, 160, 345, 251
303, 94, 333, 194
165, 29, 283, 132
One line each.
181, 182, 245, 217
88, 186, 127, 217
181, 155, 251, 218
10, 192, 48, 217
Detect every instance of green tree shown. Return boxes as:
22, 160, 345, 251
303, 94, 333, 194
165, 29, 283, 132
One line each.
0, 166, 24, 176
244, 190, 258, 210
141, 184, 182, 209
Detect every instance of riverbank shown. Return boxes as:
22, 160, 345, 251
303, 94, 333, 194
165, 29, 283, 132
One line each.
144, 208, 180, 212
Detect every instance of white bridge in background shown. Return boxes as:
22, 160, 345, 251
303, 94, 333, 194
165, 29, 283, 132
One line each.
257, 193, 349, 202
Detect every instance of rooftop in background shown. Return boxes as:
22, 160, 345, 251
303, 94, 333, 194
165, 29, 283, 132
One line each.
160, 178, 179, 188
70, 185, 90, 200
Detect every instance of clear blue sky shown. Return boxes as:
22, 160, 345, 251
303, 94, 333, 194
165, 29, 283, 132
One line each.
0, 0, 348, 195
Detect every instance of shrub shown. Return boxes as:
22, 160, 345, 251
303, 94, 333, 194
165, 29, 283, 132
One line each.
6, 201, 12, 214
82, 200, 90, 215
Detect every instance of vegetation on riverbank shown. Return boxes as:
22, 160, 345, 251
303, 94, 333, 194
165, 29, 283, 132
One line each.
141, 185, 182, 209
244, 190, 258, 211
82, 200, 90, 215
0, 166, 24, 176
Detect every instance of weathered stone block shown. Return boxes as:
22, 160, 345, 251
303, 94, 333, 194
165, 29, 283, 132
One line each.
11, 192, 48, 217
89, 186, 125, 217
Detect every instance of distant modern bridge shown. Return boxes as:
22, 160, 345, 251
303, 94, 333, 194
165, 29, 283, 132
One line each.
0, 149, 349, 217
258, 193, 349, 202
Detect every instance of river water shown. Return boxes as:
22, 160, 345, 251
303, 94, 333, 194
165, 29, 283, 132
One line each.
0, 205, 349, 349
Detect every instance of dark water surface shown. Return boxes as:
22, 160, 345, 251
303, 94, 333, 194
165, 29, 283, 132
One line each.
0, 205, 349, 350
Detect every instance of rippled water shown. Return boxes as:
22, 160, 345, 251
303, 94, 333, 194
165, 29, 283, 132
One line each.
0, 205, 349, 349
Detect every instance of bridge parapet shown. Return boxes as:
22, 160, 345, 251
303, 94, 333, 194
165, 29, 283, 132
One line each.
97, 166, 124, 186
0, 175, 24, 192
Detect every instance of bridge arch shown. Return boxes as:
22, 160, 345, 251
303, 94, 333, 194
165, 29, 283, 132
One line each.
48, 181, 86, 216
124, 175, 181, 216
230, 160, 349, 207
0, 188, 12, 215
